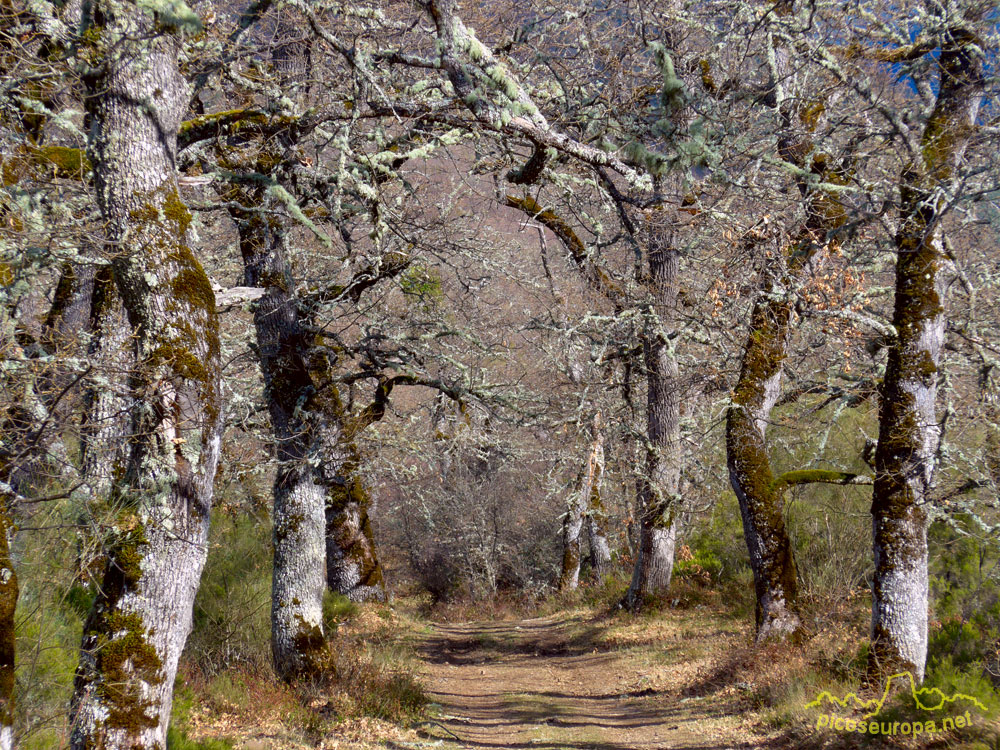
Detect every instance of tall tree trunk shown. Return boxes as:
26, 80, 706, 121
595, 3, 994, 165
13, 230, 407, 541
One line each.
726, 287, 803, 639
626, 234, 681, 610
585, 430, 612, 580
251, 16, 329, 678
232, 16, 383, 673
724, 7, 802, 641
0, 493, 17, 750
560, 414, 605, 591
231, 18, 328, 679
71, 4, 224, 747
869, 28, 983, 684
234, 198, 328, 679
725, 10, 854, 637
725, 148, 850, 641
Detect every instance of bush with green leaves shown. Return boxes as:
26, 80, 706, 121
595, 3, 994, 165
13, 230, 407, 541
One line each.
184, 509, 272, 675
928, 517, 1000, 691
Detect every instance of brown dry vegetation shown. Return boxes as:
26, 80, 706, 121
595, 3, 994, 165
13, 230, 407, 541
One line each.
174, 579, 998, 750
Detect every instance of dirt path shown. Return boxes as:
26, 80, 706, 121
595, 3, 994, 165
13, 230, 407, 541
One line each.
409, 613, 764, 750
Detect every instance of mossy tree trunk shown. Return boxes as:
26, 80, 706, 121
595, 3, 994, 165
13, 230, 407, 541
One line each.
0, 494, 17, 750
626, 233, 681, 610
560, 414, 605, 591
725, 14, 852, 640
869, 28, 983, 684
70, 3, 224, 748
236, 17, 328, 680
726, 283, 803, 639
236, 199, 387, 639
585, 429, 612, 580
234, 199, 329, 679
724, 12, 800, 641
324, 435, 386, 603
726, 155, 847, 640
559, 477, 586, 592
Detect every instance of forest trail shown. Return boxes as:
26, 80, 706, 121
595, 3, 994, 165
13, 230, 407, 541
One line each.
409, 612, 765, 750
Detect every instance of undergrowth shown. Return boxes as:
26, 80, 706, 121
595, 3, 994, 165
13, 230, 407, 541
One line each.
173, 515, 428, 747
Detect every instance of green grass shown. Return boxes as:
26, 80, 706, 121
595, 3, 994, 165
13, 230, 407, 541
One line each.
166, 728, 235, 750
323, 590, 359, 632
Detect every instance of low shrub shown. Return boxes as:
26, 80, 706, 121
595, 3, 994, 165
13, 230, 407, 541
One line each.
185, 509, 272, 675
323, 607, 428, 724
674, 544, 723, 585
323, 590, 359, 632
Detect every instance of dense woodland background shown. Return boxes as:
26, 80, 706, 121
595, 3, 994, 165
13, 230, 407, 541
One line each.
2, 0, 1000, 748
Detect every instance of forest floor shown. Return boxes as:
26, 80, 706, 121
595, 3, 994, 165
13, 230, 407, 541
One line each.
185, 598, 789, 750
181, 591, 997, 750
406, 608, 767, 750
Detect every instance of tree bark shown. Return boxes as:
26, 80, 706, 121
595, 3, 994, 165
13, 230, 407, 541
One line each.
560, 414, 605, 591
0, 494, 17, 750
626, 233, 681, 610
585, 433, 612, 581
71, 4, 224, 748
80, 266, 130, 500
726, 280, 803, 639
869, 28, 983, 684
233, 197, 329, 679
324, 436, 387, 603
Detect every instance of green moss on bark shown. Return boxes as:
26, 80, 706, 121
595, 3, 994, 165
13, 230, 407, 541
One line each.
78, 521, 164, 736
288, 614, 328, 678
33, 146, 92, 178
358, 513, 384, 587
96, 611, 162, 731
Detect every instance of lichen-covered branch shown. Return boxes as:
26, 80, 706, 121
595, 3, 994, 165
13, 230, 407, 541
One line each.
504, 195, 624, 303
770, 469, 872, 496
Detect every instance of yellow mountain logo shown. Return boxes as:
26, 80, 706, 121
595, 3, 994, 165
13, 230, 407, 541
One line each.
806, 672, 988, 720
